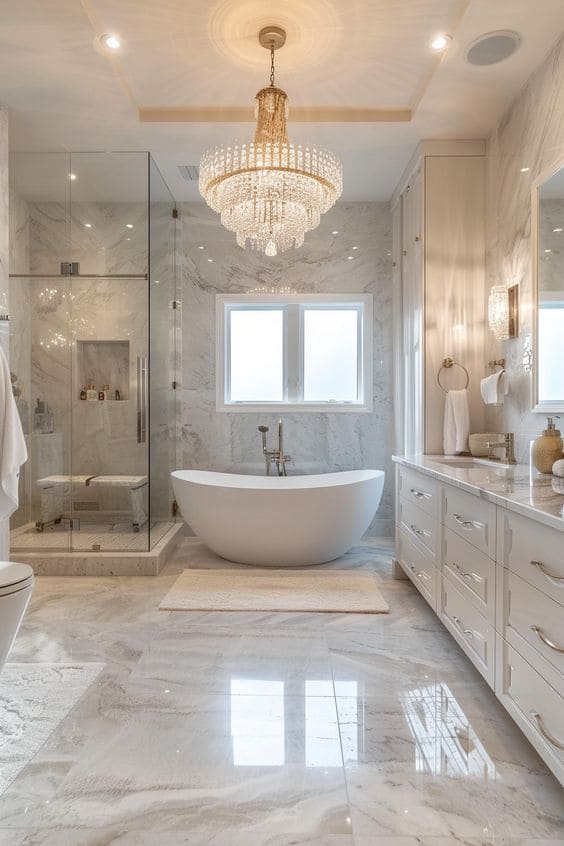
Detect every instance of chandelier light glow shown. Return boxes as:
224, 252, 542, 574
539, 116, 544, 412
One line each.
199, 26, 343, 256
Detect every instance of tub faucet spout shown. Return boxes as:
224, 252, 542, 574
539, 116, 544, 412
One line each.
258, 420, 292, 476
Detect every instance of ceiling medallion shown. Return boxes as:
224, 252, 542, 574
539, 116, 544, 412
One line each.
199, 26, 343, 257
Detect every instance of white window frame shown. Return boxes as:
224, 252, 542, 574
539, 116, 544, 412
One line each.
216, 293, 373, 413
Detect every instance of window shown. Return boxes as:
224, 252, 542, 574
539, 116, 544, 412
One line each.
216, 294, 372, 411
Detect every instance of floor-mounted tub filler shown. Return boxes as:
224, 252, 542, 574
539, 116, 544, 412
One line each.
171, 469, 384, 566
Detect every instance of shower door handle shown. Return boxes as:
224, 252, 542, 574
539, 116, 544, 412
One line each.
137, 355, 148, 443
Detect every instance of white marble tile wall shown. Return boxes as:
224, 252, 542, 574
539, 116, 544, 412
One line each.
178, 201, 394, 535
485, 38, 564, 460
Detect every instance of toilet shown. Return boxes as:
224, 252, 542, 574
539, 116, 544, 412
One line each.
0, 561, 34, 672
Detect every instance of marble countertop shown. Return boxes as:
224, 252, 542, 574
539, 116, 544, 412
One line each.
393, 454, 564, 533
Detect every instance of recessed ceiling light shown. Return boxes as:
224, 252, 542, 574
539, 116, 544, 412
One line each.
545, 249, 552, 253
100, 34, 121, 50
69, 173, 77, 181
520, 167, 530, 172
431, 34, 451, 52
154, 280, 160, 284
126, 223, 134, 229
207, 258, 213, 262
198, 245, 205, 249
347, 255, 354, 260
352, 246, 358, 250
553, 227, 563, 233
332, 230, 339, 235
84, 223, 92, 228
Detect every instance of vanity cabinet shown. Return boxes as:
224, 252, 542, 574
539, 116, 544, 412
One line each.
394, 462, 564, 785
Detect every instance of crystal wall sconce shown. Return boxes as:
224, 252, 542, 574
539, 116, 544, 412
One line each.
488, 283, 519, 340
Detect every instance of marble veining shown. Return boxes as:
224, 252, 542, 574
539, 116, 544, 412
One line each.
178, 201, 395, 536
485, 38, 564, 460
393, 455, 564, 531
0, 536, 561, 844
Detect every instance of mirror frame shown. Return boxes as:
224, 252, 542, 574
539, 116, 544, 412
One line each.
531, 152, 564, 413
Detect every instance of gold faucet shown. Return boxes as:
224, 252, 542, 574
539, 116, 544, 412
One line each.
486, 432, 517, 465
258, 420, 292, 476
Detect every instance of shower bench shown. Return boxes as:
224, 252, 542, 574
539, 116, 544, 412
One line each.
35, 474, 148, 533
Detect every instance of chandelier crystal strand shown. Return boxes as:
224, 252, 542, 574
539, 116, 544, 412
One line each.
199, 28, 342, 256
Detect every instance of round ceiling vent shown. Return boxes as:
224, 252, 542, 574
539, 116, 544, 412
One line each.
466, 30, 521, 66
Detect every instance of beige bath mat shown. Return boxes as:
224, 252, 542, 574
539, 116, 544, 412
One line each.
159, 569, 389, 614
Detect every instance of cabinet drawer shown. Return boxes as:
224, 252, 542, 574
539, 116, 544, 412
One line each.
498, 641, 564, 780
441, 574, 494, 686
498, 511, 564, 605
399, 496, 438, 555
442, 486, 496, 558
397, 527, 437, 610
398, 467, 438, 518
443, 528, 495, 621
505, 570, 564, 678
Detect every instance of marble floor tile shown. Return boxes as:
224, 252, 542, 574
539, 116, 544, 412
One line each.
0, 538, 561, 844
16, 832, 355, 846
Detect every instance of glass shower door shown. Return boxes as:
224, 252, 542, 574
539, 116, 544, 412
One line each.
9, 152, 74, 554
68, 152, 150, 552
148, 156, 177, 549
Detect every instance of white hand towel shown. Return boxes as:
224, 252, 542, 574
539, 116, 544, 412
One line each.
480, 370, 509, 405
443, 389, 470, 455
0, 346, 27, 518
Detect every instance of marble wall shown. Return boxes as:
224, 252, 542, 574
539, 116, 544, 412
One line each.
178, 201, 395, 536
485, 38, 564, 460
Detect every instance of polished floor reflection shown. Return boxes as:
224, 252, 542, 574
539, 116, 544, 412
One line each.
0, 537, 562, 845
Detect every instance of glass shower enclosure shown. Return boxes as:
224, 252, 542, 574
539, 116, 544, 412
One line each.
9, 152, 177, 554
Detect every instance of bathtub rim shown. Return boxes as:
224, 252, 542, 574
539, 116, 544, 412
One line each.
171, 468, 384, 491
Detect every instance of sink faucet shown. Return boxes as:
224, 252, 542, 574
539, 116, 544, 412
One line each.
486, 432, 517, 465
258, 420, 292, 476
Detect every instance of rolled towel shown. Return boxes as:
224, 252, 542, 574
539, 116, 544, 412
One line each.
443, 389, 470, 455
552, 458, 564, 478
480, 370, 509, 405
551, 477, 564, 495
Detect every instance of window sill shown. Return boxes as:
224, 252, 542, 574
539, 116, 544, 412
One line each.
216, 402, 373, 414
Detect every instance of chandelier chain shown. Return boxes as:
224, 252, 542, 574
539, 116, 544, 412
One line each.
270, 44, 275, 86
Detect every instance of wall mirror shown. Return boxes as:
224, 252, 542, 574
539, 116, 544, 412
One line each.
532, 160, 564, 412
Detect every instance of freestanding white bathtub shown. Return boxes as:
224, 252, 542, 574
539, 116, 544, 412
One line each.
171, 469, 385, 566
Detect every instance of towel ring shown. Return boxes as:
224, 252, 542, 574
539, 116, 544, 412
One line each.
437, 357, 469, 393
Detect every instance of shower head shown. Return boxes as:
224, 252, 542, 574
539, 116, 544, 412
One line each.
258, 425, 269, 433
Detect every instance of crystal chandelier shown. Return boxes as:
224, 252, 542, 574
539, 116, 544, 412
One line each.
199, 26, 343, 256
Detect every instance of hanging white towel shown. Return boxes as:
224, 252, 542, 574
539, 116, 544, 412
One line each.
480, 370, 509, 405
443, 389, 470, 455
0, 346, 27, 519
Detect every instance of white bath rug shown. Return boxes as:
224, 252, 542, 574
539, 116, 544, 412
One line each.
0, 662, 105, 795
159, 569, 389, 614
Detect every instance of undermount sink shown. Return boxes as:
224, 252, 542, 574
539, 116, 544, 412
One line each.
430, 456, 512, 470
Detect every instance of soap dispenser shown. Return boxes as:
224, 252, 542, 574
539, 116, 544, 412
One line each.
532, 416, 564, 474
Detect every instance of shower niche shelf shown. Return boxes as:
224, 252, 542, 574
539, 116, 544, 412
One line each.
76, 340, 130, 400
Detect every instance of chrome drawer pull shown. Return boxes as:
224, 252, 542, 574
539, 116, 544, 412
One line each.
452, 513, 485, 531
530, 560, 564, 586
452, 615, 474, 638
450, 561, 483, 583
530, 711, 564, 750
410, 488, 432, 500
530, 625, 564, 654
409, 565, 431, 581
410, 523, 431, 539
